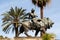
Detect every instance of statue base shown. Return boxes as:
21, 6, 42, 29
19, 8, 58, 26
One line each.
0, 37, 55, 40
13, 37, 55, 40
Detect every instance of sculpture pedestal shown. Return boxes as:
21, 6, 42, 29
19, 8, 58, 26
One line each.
14, 37, 42, 40
13, 37, 55, 40
0, 37, 55, 40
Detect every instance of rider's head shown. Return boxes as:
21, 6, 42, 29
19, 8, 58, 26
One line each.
31, 9, 35, 13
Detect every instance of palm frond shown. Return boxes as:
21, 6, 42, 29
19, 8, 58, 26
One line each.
19, 8, 26, 16
32, 0, 37, 5
2, 22, 8, 26
8, 7, 15, 18
2, 22, 11, 32
2, 13, 13, 22
19, 13, 30, 19
12, 26, 15, 33
2, 13, 9, 16
46, 0, 50, 3
4, 27, 12, 34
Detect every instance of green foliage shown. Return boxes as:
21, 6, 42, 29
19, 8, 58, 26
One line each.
42, 33, 55, 40
0, 35, 3, 38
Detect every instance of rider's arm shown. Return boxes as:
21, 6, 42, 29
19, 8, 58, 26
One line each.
34, 13, 38, 17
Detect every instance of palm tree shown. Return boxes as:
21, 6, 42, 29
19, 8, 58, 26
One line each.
32, 0, 50, 37
2, 7, 26, 37
32, 0, 50, 19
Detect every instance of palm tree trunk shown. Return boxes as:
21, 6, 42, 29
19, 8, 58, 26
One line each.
40, 6, 43, 19
40, 6, 45, 37
14, 23, 18, 37
15, 27, 18, 37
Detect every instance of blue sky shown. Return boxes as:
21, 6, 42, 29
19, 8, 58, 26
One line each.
0, 0, 60, 39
